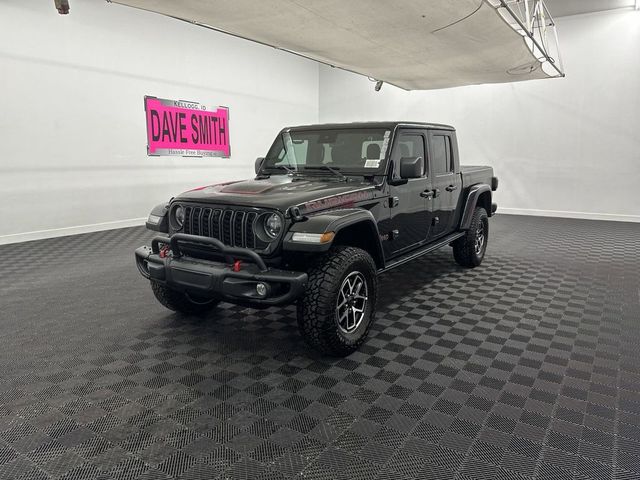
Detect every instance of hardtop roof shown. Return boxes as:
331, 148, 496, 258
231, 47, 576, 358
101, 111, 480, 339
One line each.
283, 121, 455, 132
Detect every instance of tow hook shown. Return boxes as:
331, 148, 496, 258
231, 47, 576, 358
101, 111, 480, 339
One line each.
159, 244, 171, 259
233, 260, 242, 272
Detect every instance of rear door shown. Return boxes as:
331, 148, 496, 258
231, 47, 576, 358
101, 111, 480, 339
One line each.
385, 130, 433, 257
427, 130, 462, 238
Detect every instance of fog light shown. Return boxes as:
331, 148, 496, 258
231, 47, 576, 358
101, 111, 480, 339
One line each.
256, 283, 268, 297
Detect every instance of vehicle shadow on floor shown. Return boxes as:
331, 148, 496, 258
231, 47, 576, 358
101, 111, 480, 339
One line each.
158, 248, 466, 359
376, 249, 464, 309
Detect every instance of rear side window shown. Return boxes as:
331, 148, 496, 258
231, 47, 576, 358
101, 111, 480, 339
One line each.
431, 135, 452, 174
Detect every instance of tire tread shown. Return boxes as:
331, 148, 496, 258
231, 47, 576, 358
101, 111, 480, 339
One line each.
453, 207, 488, 268
297, 246, 377, 356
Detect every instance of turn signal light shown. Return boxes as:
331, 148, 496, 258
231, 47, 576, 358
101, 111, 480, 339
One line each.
320, 232, 335, 243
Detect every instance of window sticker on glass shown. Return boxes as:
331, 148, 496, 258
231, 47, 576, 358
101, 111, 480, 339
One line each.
380, 130, 391, 159
364, 159, 381, 168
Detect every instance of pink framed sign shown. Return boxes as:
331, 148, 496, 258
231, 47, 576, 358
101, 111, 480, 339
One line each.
144, 96, 230, 157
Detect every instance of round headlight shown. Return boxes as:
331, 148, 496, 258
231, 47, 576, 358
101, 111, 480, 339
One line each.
264, 213, 283, 238
174, 205, 185, 228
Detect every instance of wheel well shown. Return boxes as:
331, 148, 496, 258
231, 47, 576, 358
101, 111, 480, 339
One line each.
332, 222, 383, 269
477, 191, 492, 216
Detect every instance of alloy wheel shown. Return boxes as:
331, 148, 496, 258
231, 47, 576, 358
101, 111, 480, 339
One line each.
475, 221, 486, 255
336, 271, 368, 334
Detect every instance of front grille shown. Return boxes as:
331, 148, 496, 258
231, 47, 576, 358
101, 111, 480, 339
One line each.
182, 206, 263, 249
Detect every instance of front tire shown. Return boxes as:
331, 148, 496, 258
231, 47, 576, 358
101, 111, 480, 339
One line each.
453, 206, 488, 268
151, 282, 220, 315
297, 246, 377, 356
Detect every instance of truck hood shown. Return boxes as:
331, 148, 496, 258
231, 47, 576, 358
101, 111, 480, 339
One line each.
174, 175, 380, 212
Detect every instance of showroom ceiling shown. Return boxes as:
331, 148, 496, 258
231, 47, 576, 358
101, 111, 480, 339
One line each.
544, 0, 636, 17
111, 0, 563, 91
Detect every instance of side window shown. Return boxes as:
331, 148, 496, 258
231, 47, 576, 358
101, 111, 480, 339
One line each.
431, 135, 452, 175
392, 134, 425, 178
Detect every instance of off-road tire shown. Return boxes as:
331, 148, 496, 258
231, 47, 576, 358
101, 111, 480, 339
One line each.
151, 281, 220, 315
453, 206, 488, 268
297, 246, 377, 356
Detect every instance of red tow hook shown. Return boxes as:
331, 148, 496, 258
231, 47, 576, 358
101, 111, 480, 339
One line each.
233, 260, 242, 272
159, 245, 170, 258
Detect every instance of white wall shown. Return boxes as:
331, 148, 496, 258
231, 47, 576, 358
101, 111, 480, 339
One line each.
2, 5, 638, 245
319, 9, 640, 222
0, 0, 319, 242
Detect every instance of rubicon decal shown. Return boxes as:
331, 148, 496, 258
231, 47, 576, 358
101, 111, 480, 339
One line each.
144, 96, 230, 157
300, 189, 374, 214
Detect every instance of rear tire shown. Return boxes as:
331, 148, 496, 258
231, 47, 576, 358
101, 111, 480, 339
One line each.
453, 206, 488, 268
151, 282, 220, 315
297, 246, 377, 356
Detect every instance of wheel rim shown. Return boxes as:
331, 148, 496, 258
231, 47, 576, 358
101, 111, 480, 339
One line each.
336, 271, 368, 334
475, 220, 486, 255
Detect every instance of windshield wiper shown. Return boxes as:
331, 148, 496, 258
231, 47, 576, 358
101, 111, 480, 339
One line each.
301, 165, 345, 180
265, 164, 297, 175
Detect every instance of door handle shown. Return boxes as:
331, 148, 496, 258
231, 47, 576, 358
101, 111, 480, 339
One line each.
445, 184, 458, 192
420, 190, 433, 199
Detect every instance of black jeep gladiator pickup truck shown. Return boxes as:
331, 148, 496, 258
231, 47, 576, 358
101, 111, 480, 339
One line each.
135, 122, 498, 356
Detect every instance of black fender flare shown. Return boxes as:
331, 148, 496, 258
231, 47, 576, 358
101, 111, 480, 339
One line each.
459, 184, 492, 230
146, 202, 170, 232
283, 208, 384, 265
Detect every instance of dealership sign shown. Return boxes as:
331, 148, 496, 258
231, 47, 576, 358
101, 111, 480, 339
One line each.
144, 96, 230, 157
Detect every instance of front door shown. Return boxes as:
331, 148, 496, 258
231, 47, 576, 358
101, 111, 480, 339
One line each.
385, 131, 433, 257
427, 131, 462, 238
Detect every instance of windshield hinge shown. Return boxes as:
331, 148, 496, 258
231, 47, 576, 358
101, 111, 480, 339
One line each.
288, 206, 307, 223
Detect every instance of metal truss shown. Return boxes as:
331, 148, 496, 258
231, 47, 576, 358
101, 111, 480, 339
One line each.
488, 0, 565, 77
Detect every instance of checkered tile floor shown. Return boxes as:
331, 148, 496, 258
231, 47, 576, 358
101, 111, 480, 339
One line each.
1, 214, 639, 480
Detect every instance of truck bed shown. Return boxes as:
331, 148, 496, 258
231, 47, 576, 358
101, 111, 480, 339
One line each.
460, 165, 494, 187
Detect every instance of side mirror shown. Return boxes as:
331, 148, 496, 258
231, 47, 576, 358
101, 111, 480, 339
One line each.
255, 157, 265, 175
399, 156, 423, 179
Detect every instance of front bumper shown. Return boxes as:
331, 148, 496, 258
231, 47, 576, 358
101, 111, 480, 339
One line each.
135, 233, 307, 307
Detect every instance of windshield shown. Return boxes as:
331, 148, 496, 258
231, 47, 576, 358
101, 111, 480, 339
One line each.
262, 128, 391, 175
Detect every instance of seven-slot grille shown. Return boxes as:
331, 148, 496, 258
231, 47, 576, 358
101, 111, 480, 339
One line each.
182, 206, 262, 249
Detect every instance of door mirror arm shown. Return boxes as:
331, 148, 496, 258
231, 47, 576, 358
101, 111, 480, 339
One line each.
387, 177, 408, 186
